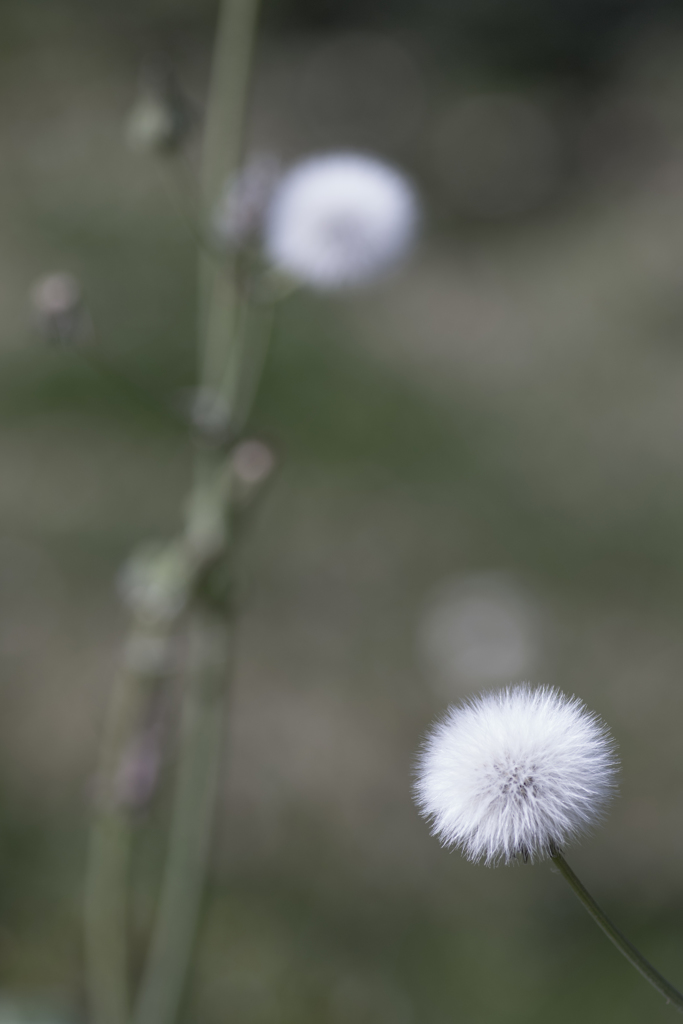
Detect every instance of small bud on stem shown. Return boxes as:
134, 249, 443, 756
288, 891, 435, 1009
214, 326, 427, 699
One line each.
31, 271, 90, 345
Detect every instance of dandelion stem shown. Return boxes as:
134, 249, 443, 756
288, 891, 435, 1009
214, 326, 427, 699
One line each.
551, 851, 683, 1013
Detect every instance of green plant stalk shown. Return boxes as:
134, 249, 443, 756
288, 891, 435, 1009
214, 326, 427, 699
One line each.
552, 851, 683, 1012
84, 623, 170, 1024
190, 0, 263, 556
199, 0, 261, 399
131, 4, 262, 1024
132, 612, 234, 1024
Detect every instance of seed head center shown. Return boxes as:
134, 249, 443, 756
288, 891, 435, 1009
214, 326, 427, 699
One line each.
495, 761, 538, 800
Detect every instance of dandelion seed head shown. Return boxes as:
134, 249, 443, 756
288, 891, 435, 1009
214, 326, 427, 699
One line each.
264, 152, 418, 289
414, 684, 618, 865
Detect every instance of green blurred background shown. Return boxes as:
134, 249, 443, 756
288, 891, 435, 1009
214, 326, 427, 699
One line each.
1, 0, 683, 1022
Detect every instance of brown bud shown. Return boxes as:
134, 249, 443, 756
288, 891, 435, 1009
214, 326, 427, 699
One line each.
232, 438, 277, 503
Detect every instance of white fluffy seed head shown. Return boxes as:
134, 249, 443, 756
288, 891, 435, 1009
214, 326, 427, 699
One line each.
414, 684, 618, 866
263, 152, 418, 290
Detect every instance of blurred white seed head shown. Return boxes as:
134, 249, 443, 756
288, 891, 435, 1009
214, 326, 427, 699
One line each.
264, 152, 418, 289
414, 685, 618, 866
212, 154, 280, 249
30, 271, 89, 344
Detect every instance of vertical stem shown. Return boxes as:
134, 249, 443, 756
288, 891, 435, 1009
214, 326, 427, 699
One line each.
132, 5, 261, 1024
199, 0, 261, 398
85, 807, 129, 1024
132, 614, 234, 1024
551, 851, 683, 1012
84, 624, 168, 1024
200, 0, 258, 210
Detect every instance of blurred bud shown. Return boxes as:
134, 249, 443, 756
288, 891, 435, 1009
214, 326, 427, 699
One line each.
30, 271, 90, 344
115, 725, 163, 809
186, 387, 232, 443
232, 438, 277, 501
212, 154, 280, 250
125, 67, 190, 155
118, 542, 193, 624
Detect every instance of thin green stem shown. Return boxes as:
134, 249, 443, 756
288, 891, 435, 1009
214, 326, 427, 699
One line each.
215, 264, 253, 416
199, 0, 261, 398
132, 613, 234, 1024
131, 5, 262, 1024
552, 851, 683, 1013
200, 0, 258, 211
84, 623, 169, 1024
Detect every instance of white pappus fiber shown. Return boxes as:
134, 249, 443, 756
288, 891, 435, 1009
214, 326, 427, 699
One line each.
264, 152, 418, 289
414, 685, 618, 865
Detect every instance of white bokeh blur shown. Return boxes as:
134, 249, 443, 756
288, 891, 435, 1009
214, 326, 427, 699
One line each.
417, 571, 543, 698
